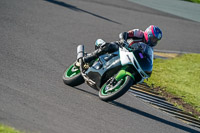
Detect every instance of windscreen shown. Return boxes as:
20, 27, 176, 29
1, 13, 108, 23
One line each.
131, 43, 154, 75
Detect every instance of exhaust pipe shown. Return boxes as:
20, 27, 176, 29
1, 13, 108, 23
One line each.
77, 45, 84, 60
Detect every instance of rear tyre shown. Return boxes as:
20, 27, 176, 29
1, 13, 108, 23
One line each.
62, 62, 84, 86
99, 76, 134, 101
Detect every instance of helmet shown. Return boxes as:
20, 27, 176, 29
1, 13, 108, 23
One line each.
144, 25, 162, 47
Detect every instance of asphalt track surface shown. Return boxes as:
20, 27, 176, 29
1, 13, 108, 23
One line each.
129, 0, 200, 23
0, 0, 200, 133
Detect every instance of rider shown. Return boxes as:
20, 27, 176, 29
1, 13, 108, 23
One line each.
83, 25, 162, 63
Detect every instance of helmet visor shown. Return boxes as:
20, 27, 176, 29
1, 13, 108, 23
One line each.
150, 36, 159, 47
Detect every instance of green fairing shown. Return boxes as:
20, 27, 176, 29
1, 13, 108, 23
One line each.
115, 69, 134, 81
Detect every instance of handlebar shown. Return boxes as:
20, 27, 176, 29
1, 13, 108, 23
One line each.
118, 40, 134, 52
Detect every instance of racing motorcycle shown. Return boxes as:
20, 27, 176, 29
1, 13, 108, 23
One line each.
62, 39, 154, 101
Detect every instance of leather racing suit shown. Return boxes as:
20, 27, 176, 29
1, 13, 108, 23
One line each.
83, 29, 146, 63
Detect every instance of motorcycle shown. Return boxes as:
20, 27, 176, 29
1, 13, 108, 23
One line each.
62, 39, 154, 101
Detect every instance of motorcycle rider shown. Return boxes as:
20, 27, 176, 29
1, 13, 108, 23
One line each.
83, 25, 162, 63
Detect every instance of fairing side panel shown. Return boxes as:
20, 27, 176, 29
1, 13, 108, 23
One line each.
119, 47, 134, 66
85, 53, 121, 88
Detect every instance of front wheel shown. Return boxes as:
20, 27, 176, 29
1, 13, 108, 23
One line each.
99, 76, 134, 101
62, 62, 84, 86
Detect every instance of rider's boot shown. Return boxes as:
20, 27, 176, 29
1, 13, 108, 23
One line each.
83, 44, 109, 63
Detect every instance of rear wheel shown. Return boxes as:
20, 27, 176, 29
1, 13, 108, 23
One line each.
62, 62, 84, 86
99, 76, 134, 101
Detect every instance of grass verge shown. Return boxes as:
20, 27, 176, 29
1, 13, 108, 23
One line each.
184, 0, 200, 3
0, 124, 23, 133
145, 53, 200, 118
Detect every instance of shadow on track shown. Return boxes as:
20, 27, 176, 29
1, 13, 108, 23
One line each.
110, 101, 200, 133
74, 87, 98, 97
67, 86, 199, 132
44, 0, 121, 25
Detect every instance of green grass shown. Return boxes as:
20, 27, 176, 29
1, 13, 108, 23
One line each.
0, 124, 23, 133
184, 0, 200, 3
145, 54, 200, 113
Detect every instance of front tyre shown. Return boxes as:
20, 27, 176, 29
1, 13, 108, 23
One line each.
99, 76, 134, 101
62, 62, 84, 86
